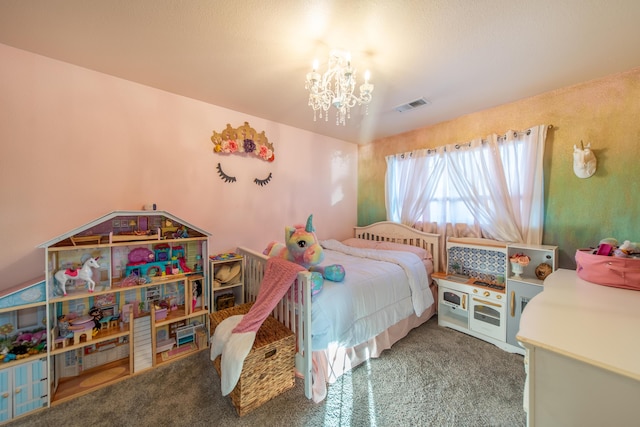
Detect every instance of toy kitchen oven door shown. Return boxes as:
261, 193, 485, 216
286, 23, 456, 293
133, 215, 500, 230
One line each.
442, 289, 467, 312
468, 288, 506, 341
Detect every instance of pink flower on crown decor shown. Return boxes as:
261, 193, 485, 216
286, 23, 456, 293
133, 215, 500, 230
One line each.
223, 139, 239, 153
258, 145, 272, 160
211, 122, 276, 162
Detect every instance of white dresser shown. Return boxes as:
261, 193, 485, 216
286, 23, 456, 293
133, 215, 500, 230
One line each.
517, 269, 640, 426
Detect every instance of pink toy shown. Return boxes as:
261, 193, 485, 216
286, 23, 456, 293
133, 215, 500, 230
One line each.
14, 330, 46, 345
54, 257, 101, 295
128, 247, 154, 264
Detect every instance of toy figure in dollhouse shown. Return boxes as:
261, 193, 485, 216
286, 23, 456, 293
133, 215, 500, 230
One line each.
192, 279, 202, 311
57, 314, 87, 338
54, 256, 101, 296
88, 307, 104, 334
173, 226, 189, 239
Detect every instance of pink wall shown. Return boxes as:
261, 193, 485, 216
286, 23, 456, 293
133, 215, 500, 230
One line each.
0, 44, 358, 289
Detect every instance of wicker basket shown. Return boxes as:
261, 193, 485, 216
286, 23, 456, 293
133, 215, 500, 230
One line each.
210, 303, 295, 416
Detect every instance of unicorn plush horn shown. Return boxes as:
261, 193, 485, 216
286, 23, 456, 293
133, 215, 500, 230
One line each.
306, 214, 315, 233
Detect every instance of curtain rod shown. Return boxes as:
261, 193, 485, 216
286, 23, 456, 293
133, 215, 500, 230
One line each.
417, 124, 554, 156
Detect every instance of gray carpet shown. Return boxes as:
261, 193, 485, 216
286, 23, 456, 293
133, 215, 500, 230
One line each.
7, 317, 526, 427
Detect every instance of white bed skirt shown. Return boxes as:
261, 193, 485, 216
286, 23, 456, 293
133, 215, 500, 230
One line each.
308, 285, 438, 402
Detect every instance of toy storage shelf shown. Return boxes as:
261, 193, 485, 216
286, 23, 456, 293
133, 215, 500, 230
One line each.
34, 210, 211, 415
505, 243, 557, 349
210, 255, 244, 312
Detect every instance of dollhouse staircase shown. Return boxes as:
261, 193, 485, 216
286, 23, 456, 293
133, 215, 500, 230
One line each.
132, 316, 153, 372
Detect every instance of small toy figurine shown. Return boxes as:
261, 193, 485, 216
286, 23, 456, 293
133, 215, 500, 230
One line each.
57, 314, 85, 337
173, 226, 189, 239
57, 314, 71, 337
54, 257, 101, 295
192, 280, 202, 311
88, 306, 104, 335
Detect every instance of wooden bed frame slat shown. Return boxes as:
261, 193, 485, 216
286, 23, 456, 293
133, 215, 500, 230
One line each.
354, 221, 440, 272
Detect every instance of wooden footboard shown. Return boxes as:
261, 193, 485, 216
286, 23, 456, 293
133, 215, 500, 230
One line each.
237, 246, 314, 399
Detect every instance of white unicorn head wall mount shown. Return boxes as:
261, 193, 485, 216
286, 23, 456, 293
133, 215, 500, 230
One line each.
573, 141, 597, 179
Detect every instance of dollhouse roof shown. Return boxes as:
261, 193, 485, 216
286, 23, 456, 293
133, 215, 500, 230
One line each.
38, 210, 211, 249
0, 276, 46, 308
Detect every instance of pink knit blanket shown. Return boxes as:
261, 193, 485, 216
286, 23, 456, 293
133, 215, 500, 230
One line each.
211, 256, 305, 395
233, 257, 305, 333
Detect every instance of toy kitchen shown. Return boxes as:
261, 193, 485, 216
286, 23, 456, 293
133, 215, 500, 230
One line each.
433, 238, 557, 355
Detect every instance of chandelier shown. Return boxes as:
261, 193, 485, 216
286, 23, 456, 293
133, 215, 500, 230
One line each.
305, 50, 374, 126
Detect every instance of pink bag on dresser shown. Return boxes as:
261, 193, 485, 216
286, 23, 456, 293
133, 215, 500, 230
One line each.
575, 249, 640, 290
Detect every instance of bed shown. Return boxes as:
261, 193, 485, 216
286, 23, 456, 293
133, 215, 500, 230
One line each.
238, 221, 441, 402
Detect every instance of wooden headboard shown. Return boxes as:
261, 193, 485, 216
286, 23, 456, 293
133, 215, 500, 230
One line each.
354, 221, 441, 272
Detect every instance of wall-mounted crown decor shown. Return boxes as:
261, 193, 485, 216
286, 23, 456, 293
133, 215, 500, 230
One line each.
211, 121, 275, 162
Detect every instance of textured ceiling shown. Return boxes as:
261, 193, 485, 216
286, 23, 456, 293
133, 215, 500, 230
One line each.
1, 0, 640, 144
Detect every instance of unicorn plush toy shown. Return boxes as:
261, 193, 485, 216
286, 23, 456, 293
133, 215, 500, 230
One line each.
213, 214, 344, 396
263, 214, 345, 293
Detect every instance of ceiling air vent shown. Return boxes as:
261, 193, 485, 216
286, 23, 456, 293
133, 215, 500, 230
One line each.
394, 97, 431, 113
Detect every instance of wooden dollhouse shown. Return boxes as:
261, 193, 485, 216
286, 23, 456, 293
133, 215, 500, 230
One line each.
0, 277, 48, 422
0, 210, 212, 423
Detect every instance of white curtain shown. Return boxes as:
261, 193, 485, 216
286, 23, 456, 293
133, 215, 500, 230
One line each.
385, 124, 548, 251
385, 148, 445, 227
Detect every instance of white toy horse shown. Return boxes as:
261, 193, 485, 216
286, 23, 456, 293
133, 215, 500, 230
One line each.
573, 141, 597, 179
54, 257, 101, 295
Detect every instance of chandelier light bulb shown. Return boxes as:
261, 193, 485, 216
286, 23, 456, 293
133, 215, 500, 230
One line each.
305, 50, 374, 126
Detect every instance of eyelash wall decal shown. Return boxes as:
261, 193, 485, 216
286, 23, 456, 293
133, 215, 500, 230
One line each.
254, 172, 273, 187
216, 163, 237, 183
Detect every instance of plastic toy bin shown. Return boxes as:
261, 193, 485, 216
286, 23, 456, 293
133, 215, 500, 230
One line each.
210, 303, 295, 416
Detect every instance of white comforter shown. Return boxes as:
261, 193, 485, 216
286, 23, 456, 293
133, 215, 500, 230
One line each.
311, 239, 434, 351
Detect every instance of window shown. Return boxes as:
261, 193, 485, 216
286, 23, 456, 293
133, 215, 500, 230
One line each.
386, 125, 548, 244
17, 307, 39, 329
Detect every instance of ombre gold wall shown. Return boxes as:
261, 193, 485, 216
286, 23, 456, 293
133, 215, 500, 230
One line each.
358, 67, 640, 269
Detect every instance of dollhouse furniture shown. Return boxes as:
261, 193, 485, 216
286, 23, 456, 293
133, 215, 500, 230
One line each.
175, 324, 195, 346
517, 269, 640, 426
34, 210, 211, 410
155, 329, 175, 354
71, 321, 93, 344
